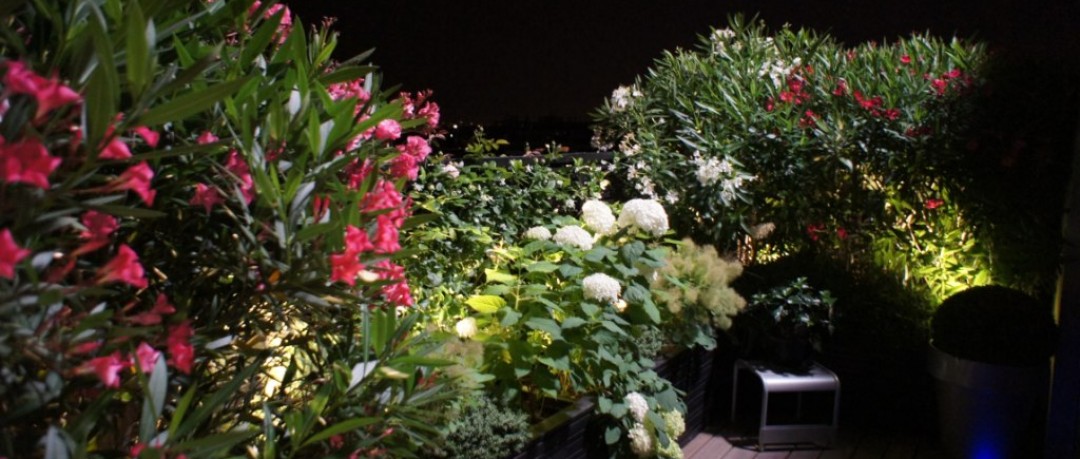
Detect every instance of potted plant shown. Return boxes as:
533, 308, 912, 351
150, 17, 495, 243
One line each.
738, 277, 835, 371
928, 285, 1057, 458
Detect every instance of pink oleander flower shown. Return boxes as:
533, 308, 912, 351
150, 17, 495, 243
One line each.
925, 198, 945, 210
0, 228, 30, 279
362, 180, 407, 226
344, 225, 374, 254
345, 159, 374, 190
197, 131, 218, 145
0, 136, 61, 189
134, 342, 160, 373
397, 136, 432, 162
224, 151, 255, 205
99, 137, 132, 160
85, 351, 128, 388
388, 152, 419, 180
108, 162, 156, 206
373, 119, 401, 141
330, 252, 365, 286
372, 215, 401, 254
132, 126, 160, 148
376, 260, 412, 306
80, 210, 119, 241
167, 321, 194, 374
418, 101, 440, 128
73, 210, 119, 255
128, 293, 176, 325
932, 78, 948, 96
3, 61, 82, 121
249, 1, 293, 45
900, 54, 912, 64
98, 244, 148, 289
190, 183, 223, 213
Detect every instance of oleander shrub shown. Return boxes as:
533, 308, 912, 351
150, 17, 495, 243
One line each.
593, 15, 994, 305
0, 0, 456, 457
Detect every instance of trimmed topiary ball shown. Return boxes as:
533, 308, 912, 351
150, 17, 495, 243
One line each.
931, 285, 1057, 366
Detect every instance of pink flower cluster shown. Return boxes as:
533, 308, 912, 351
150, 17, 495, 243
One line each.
75, 299, 193, 389
187, 132, 257, 213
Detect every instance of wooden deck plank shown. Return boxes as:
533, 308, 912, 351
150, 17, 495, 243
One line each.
787, 449, 824, 459
720, 445, 760, 459
852, 430, 890, 458
682, 432, 716, 458
817, 427, 859, 459
752, 450, 792, 459
881, 430, 919, 459
684, 432, 735, 459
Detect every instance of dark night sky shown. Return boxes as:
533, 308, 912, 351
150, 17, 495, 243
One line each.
289, 1, 1078, 125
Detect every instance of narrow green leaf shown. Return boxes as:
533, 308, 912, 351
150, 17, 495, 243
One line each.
240, 7, 282, 65
139, 76, 253, 126
300, 418, 379, 448
125, 0, 150, 93
526, 261, 559, 273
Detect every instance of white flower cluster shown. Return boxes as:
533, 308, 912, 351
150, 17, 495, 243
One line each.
661, 409, 686, 439
524, 226, 552, 241
583, 273, 621, 304
711, 28, 737, 55
618, 199, 669, 237
625, 391, 649, 422
619, 133, 641, 157
625, 160, 658, 198
627, 423, 654, 457
610, 85, 643, 112
692, 151, 734, 186
758, 56, 801, 89
454, 317, 477, 339
553, 225, 594, 250
581, 200, 617, 235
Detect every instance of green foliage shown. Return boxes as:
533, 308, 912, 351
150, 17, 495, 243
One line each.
593, 15, 994, 305
463, 126, 509, 157
747, 277, 835, 342
434, 394, 531, 459
405, 154, 609, 316
931, 285, 1057, 366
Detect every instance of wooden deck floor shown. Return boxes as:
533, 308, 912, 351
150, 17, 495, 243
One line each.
682, 427, 950, 458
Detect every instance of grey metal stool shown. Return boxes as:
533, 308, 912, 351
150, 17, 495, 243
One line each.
731, 359, 840, 449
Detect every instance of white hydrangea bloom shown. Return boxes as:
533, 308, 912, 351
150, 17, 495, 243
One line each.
661, 409, 686, 438
625, 391, 649, 422
454, 317, 477, 339
583, 273, 621, 304
581, 200, 617, 235
618, 199, 670, 237
553, 225, 594, 250
524, 226, 552, 241
627, 423, 654, 457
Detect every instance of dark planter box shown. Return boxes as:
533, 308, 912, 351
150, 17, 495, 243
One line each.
510, 397, 598, 459
509, 347, 719, 459
653, 346, 717, 445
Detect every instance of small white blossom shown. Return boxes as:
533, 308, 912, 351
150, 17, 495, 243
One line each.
583, 273, 621, 304
553, 225, 594, 250
455, 317, 478, 339
441, 163, 460, 178
663, 191, 680, 205
627, 423, 654, 457
618, 199, 669, 237
625, 392, 649, 422
524, 226, 552, 241
581, 200, 617, 235
661, 410, 686, 439
610, 85, 643, 112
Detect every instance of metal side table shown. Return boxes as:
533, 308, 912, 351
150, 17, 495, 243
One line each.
731, 360, 840, 449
